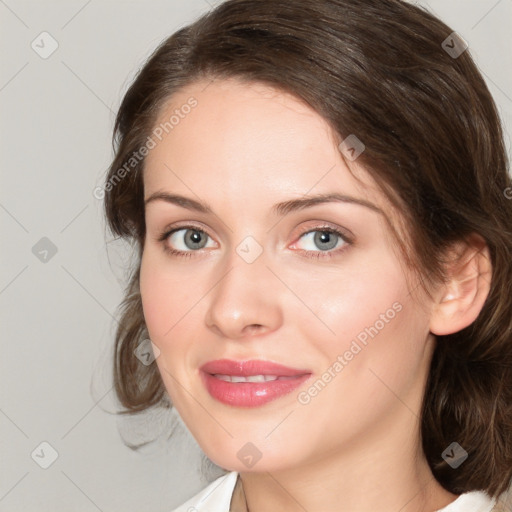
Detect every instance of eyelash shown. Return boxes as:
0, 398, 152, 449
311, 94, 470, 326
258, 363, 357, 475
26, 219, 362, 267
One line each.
156, 224, 353, 261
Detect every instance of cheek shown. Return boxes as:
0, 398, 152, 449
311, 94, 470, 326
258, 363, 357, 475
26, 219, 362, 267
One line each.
293, 248, 411, 357
139, 252, 197, 403
302, 299, 428, 447
139, 249, 217, 400
139, 257, 172, 339
292, 248, 428, 416
139, 250, 203, 340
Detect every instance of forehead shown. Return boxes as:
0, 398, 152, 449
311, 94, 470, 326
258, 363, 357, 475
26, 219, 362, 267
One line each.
143, 77, 389, 218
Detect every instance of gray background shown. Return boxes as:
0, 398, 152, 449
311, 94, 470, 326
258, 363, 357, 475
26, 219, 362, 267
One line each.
1, 1, 511, 511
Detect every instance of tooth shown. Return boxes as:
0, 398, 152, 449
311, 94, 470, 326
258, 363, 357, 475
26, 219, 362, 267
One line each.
246, 375, 266, 383
215, 374, 232, 382
213, 374, 282, 383
213, 374, 289, 383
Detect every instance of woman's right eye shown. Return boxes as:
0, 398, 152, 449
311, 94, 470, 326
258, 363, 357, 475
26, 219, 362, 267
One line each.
157, 226, 215, 258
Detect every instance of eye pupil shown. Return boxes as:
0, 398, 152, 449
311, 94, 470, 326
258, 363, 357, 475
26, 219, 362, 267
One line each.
185, 229, 207, 249
314, 231, 338, 251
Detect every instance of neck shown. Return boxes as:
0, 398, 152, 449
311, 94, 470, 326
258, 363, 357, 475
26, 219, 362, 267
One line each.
237, 409, 458, 512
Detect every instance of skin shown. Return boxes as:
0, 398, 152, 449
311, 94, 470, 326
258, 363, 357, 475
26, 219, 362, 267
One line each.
139, 78, 492, 512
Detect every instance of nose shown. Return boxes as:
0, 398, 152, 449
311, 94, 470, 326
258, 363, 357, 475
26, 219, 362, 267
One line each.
204, 252, 283, 340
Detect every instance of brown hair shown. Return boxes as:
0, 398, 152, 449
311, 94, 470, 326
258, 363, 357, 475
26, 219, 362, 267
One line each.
103, 0, 512, 497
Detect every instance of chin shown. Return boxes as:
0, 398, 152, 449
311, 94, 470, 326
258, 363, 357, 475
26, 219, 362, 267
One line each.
199, 439, 300, 474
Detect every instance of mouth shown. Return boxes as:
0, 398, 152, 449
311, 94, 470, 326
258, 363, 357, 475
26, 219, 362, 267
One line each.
199, 359, 312, 407
210, 374, 301, 382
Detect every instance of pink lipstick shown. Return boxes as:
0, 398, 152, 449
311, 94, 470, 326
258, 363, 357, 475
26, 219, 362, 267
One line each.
200, 359, 312, 407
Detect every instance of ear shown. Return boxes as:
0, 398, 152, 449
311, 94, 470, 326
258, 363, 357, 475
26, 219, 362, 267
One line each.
430, 234, 492, 336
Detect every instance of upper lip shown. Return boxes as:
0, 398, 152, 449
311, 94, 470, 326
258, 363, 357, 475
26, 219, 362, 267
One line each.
200, 359, 311, 377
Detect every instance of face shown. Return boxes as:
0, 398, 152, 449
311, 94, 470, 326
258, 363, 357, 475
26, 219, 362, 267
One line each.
140, 78, 436, 472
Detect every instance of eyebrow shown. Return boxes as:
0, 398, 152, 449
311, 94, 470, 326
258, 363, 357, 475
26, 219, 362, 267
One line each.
144, 191, 383, 216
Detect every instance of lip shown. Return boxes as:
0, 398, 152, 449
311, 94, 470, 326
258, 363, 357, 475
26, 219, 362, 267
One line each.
200, 359, 312, 408
200, 359, 311, 377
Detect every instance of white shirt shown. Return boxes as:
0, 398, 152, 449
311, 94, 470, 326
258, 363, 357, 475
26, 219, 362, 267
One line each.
170, 471, 498, 512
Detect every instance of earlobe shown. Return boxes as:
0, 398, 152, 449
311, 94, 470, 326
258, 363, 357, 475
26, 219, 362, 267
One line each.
430, 235, 492, 336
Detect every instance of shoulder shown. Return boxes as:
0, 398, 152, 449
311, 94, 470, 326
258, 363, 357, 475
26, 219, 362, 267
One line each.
492, 483, 512, 512
437, 490, 499, 512
170, 471, 239, 512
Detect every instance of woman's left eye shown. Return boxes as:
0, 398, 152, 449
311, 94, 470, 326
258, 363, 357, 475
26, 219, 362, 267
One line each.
156, 225, 353, 260
291, 227, 352, 260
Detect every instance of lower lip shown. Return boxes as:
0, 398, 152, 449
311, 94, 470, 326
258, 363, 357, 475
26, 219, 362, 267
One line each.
200, 371, 312, 408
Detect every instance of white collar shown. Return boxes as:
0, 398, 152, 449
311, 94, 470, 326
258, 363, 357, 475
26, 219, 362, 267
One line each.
171, 471, 497, 512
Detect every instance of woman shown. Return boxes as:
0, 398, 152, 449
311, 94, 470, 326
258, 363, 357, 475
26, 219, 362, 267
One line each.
102, 0, 512, 510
